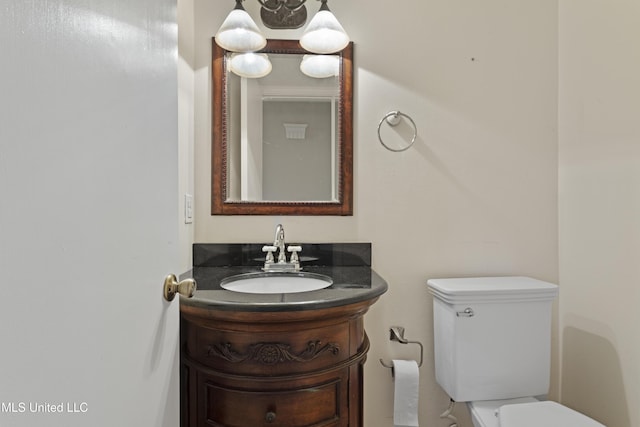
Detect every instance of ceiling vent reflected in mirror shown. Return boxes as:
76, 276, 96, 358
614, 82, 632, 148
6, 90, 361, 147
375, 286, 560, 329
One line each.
284, 123, 308, 140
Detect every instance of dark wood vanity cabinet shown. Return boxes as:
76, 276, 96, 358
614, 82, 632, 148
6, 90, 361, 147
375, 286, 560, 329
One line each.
180, 299, 378, 427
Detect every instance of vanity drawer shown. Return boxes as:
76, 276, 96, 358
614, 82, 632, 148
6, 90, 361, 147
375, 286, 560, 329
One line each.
203, 378, 346, 427
186, 322, 352, 376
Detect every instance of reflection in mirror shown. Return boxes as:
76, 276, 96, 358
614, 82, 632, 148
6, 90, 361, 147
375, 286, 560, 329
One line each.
212, 39, 353, 215
226, 53, 339, 202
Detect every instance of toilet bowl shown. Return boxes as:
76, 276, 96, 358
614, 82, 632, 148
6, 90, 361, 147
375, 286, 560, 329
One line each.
427, 277, 605, 427
468, 397, 605, 427
468, 397, 537, 427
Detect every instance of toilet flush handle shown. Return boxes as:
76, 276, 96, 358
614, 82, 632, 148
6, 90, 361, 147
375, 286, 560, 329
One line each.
456, 308, 474, 317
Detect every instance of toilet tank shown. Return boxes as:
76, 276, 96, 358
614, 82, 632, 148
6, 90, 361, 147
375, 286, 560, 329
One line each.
426, 276, 558, 402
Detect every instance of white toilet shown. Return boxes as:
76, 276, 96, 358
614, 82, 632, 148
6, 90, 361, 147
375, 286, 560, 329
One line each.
427, 276, 605, 427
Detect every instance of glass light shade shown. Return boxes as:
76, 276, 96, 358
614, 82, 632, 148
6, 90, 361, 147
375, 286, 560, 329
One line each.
299, 54, 339, 78
300, 10, 349, 54
229, 53, 272, 78
215, 8, 267, 52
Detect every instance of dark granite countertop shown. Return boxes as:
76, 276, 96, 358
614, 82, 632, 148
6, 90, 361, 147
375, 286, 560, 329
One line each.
179, 243, 388, 312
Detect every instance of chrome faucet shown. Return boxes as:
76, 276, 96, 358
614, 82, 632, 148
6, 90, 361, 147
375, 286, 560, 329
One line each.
274, 224, 286, 263
262, 224, 302, 272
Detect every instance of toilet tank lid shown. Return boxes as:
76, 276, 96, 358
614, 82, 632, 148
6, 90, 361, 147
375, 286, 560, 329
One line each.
426, 276, 558, 304
499, 401, 605, 427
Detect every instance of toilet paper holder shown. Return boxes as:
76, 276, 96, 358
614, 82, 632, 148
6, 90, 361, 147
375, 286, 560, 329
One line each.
379, 326, 424, 371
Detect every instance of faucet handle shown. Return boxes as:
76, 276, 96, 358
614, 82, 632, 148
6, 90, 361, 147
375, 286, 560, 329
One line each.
262, 245, 277, 264
287, 246, 302, 270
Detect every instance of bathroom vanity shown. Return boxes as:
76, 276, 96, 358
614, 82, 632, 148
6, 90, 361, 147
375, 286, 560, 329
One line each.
180, 243, 387, 427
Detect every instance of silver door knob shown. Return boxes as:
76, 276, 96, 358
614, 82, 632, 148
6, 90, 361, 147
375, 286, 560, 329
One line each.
163, 274, 196, 301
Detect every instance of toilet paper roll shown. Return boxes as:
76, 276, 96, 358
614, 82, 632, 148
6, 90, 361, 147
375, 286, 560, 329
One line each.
392, 359, 420, 427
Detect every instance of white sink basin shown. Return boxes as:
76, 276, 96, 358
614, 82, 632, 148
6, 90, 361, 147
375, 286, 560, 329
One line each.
220, 272, 333, 294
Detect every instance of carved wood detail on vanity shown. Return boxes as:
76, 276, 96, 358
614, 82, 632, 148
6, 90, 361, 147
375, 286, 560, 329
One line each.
207, 340, 340, 365
180, 299, 378, 427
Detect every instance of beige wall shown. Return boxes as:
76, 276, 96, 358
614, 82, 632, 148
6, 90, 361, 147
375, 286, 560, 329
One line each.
188, 0, 559, 426
558, 1, 640, 426
178, 0, 196, 270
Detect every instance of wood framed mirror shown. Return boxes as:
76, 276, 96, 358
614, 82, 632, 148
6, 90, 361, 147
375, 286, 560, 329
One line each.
211, 39, 353, 215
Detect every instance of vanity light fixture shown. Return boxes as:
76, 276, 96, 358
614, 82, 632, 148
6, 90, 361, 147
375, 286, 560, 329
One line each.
215, 0, 267, 52
259, 0, 308, 29
299, 54, 339, 78
216, 0, 348, 52
216, 0, 348, 78
229, 52, 273, 78
299, 0, 349, 54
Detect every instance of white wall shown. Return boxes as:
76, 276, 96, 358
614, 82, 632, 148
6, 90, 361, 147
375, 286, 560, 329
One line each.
191, 1, 559, 426
558, 1, 640, 426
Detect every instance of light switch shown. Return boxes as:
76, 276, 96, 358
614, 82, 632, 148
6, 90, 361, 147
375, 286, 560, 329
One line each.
185, 194, 193, 224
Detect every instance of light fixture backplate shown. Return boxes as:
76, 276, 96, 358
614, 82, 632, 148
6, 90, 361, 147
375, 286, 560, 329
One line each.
260, 0, 307, 29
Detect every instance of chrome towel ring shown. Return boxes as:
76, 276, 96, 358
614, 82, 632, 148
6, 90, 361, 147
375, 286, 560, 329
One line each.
377, 110, 418, 152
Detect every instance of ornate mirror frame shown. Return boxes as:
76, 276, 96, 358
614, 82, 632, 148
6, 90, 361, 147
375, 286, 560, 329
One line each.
211, 39, 353, 215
